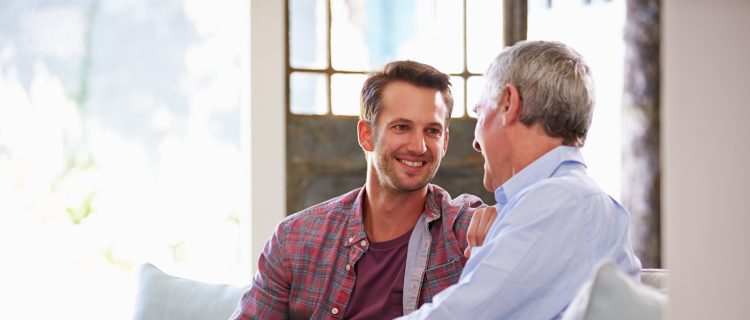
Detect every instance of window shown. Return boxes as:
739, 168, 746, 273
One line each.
0, 1, 249, 318
527, 0, 626, 200
287, 0, 505, 117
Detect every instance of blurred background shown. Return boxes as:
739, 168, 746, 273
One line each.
0, 0, 249, 318
1, 0, 747, 319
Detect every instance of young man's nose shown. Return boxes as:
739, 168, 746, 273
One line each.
473, 139, 482, 153
406, 133, 428, 154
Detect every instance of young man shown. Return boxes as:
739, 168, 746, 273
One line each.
231, 61, 484, 319
399, 41, 642, 319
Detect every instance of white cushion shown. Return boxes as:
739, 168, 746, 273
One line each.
133, 263, 247, 320
561, 262, 667, 320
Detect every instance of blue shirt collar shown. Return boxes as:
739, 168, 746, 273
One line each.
494, 146, 586, 206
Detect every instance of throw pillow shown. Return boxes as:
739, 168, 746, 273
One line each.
133, 263, 248, 320
561, 261, 667, 320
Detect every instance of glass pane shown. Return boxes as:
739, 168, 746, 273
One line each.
467, 0, 504, 73
331, 74, 368, 116
290, 72, 328, 115
467, 76, 486, 118
0, 0, 248, 318
331, 0, 463, 73
289, 0, 328, 69
450, 76, 465, 118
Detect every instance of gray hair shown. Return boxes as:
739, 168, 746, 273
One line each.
484, 40, 595, 146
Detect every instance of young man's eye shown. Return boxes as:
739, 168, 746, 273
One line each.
426, 128, 441, 136
394, 124, 409, 131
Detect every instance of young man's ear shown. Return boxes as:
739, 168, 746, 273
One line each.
357, 120, 374, 152
442, 128, 449, 156
501, 84, 522, 126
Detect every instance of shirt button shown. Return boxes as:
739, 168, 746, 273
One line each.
331, 307, 339, 315
360, 240, 367, 247
348, 237, 354, 243
345, 264, 351, 271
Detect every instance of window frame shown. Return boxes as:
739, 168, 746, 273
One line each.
284, 0, 527, 118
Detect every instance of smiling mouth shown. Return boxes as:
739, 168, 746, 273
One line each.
399, 159, 426, 168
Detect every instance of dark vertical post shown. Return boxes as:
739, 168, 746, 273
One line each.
504, 0, 527, 47
623, 0, 661, 267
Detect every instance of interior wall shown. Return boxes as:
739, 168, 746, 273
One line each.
663, 0, 750, 318
249, 0, 286, 274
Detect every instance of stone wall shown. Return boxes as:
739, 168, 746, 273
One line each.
287, 115, 494, 213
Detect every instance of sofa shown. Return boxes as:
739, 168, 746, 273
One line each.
641, 268, 669, 293
133, 263, 668, 320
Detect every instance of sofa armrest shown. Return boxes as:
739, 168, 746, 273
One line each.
641, 268, 669, 293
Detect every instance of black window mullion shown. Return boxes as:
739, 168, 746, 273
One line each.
325, 0, 333, 115
462, 0, 469, 117
287, 0, 509, 116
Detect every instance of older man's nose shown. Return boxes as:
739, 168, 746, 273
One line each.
473, 139, 482, 153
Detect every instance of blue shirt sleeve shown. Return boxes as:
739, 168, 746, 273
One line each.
398, 182, 610, 320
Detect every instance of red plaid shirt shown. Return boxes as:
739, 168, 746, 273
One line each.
231, 184, 484, 319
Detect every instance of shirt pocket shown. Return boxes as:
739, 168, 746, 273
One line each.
421, 258, 465, 302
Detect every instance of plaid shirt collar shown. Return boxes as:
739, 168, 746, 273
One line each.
344, 184, 442, 248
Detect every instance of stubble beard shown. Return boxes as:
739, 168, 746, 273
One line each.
375, 150, 439, 194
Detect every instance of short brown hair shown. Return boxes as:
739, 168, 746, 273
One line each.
360, 60, 454, 127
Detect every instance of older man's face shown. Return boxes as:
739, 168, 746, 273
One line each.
472, 91, 512, 192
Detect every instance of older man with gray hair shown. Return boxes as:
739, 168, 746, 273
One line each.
399, 40, 642, 319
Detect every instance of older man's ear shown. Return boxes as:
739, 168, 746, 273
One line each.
501, 84, 523, 127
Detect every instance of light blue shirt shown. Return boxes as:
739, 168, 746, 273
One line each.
398, 146, 642, 320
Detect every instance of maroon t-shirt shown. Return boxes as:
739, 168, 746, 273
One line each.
343, 228, 413, 319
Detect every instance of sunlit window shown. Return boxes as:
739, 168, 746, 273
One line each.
0, 1, 249, 319
288, 0, 504, 117
528, 0, 626, 200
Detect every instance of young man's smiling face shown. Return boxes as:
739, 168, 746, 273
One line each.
362, 80, 450, 194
